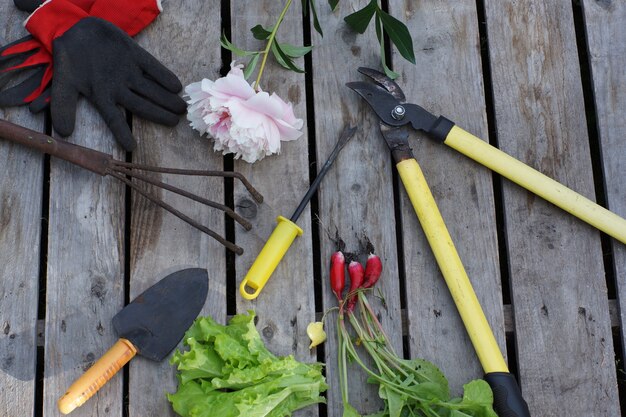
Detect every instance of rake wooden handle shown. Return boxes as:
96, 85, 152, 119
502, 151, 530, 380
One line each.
58, 338, 137, 414
0, 119, 113, 176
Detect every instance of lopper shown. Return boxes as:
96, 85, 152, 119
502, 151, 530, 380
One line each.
348, 66, 626, 416
347, 66, 625, 417
348, 67, 626, 245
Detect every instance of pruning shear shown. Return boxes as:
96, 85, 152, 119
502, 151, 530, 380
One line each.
348, 67, 626, 245
348, 66, 602, 417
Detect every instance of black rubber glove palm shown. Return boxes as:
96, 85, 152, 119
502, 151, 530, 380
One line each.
14, 0, 43, 13
50, 17, 186, 151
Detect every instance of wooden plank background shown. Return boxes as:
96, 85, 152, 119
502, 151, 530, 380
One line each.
312, 1, 404, 415
582, 0, 626, 385
391, 0, 505, 393
129, 0, 227, 415
0, 4, 44, 417
484, 0, 619, 415
0, 1, 624, 416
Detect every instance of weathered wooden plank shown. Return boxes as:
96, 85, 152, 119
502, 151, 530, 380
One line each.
0, 6, 44, 417
231, 1, 318, 379
42, 94, 125, 414
581, 0, 626, 368
391, 0, 505, 394
311, 2, 404, 415
129, 1, 226, 415
485, 1, 619, 415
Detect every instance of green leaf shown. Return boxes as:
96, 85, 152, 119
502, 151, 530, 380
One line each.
220, 33, 257, 57
376, 8, 416, 64
303, 0, 324, 36
243, 53, 261, 80
344, 0, 377, 34
462, 380, 493, 405
251, 24, 272, 40
379, 385, 405, 417
374, 15, 399, 79
328, 0, 339, 11
271, 42, 306, 73
168, 312, 327, 417
278, 43, 313, 58
343, 402, 362, 417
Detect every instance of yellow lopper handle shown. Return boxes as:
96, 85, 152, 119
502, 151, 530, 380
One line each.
57, 338, 137, 414
445, 126, 626, 244
239, 216, 304, 300
396, 158, 508, 374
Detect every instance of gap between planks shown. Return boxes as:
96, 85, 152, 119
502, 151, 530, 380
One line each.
35, 300, 620, 347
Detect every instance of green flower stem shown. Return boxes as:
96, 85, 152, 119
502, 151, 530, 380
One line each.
254, 0, 292, 90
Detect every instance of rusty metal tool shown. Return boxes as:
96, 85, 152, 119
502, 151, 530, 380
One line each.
239, 125, 357, 300
347, 68, 531, 417
57, 268, 208, 414
0, 119, 263, 254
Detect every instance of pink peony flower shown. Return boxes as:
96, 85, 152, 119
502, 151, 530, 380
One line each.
185, 63, 304, 163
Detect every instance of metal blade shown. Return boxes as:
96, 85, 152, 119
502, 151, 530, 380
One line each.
112, 268, 208, 361
347, 81, 439, 132
357, 67, 406, 101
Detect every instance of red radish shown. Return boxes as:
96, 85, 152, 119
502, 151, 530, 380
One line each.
363, 253, 382, 288
330, 251, 346, 302
346, 261, 365, 312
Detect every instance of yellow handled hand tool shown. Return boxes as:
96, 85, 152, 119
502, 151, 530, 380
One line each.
239, 125, 357, 300
348, 68, 539, 417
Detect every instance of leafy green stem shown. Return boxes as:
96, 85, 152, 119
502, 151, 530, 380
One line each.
254, 0, 293, 89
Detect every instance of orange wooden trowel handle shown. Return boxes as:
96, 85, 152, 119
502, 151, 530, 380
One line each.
58, 338, 137, 414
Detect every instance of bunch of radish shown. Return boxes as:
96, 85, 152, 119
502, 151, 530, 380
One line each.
328, 248, 498, 417
330, 251, 382, 312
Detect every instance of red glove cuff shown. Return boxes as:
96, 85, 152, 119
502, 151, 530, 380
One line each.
24, 0, 89, 52
89, 0, 161, 37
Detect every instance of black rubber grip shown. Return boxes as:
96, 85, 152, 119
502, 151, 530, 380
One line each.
484, 372, 531, 417
429, 116, 455, 143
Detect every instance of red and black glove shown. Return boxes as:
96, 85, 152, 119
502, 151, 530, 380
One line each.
0, 35, 52, 107
0, 0, 161, 110
23, 0, 184, 151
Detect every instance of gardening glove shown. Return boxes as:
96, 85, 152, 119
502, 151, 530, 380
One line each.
14, 0, 96, 13
1, 0, 161, 110
24, 0, 184, 151
0, 35, 51, 106
13, 0, 43, 13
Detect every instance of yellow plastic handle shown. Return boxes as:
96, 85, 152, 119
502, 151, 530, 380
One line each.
58, 338, 137, 414
396, 158, 508, 374
239, 215, 303, 300
445, 125, 626, 244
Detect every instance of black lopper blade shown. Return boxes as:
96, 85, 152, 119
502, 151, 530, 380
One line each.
112, 268, 208, 362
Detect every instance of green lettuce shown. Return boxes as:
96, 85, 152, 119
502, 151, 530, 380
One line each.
167, 311, 327, 417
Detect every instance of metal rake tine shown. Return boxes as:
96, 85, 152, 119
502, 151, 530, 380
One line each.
112, 165, 252, 231
109, 171, 244, 255
112, 161, 264, 203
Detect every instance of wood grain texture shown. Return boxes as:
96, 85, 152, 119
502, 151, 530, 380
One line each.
43, 101, 125, 414
311, 1, 403, 415
390, 0, 504, 393
485, 0, 619, 415
129, 1, 226, 415
0, 6, 44, 417
581, 0, 626, 369
231, 0, 318, 382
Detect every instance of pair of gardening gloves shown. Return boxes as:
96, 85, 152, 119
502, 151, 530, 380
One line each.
0, 0, 187, 151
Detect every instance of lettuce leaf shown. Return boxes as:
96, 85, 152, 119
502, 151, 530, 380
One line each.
168, 311, 327, 417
